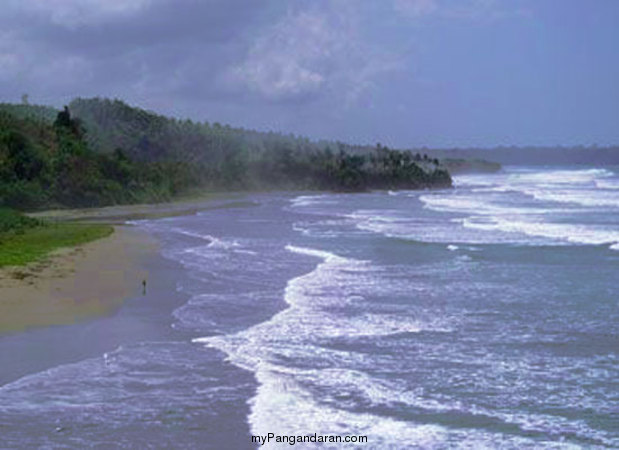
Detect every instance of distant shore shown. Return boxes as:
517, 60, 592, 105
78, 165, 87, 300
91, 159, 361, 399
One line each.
0, 225, 156, 335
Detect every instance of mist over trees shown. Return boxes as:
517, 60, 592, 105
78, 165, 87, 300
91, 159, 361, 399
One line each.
2, 96, 616, 212
0, 98, 451, 210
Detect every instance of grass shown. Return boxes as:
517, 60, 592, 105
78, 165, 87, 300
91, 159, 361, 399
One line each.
0, 207, 42, 233
0, 222, 113, 267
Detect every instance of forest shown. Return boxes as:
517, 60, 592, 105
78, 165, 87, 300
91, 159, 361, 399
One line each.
0, 98, 452, 210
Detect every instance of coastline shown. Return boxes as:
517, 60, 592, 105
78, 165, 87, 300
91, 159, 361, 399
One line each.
0, 222, 191, 387
0, 197, 259, 447
0, 225, 156, 335
26, 192, 251, 224
0, 194, 258, 337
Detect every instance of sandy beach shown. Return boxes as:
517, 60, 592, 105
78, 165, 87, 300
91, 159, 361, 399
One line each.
0, 196, 253, 336
0, 225, 157, 335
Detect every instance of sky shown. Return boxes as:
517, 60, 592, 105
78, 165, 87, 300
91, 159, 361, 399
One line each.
1, 0, 618, 148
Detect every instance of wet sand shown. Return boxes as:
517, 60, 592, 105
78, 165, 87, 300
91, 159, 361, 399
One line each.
0, 196, 254, 385
0, 226, 156, 335
0, 224, 188, 386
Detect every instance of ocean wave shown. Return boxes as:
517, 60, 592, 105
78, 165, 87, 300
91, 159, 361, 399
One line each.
521, 188, 619, 208
165, 227, 245, 250
595, 178, 619, 190
419, 194, 552, 215
354, 214, 533, 245
206, 235, 241, 250
508, 168, 613, 185
193, 245, 457, 442
290, 195, 336, 208
246, 366, 466, 449
346, 210, 404, 222
462, 217, 619, 249
452, 175, 497, 188
285, 245, 344, 263
170, 227, 213, 241
292, 220, 353, 238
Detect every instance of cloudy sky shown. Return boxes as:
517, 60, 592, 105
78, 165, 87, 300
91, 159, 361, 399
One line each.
1, 0, 618, 147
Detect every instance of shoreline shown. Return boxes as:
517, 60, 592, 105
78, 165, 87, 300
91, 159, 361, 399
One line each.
26, 192, 252, 224
1, 194, 256, 337
0, 225, 157, 335
0, 221, 190, 387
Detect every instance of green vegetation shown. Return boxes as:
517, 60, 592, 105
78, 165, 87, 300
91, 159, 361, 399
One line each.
0, 103, 58, 123
0, 98, 452, 211
0, 207, 42, 233
0, 208, 112, 267
0, 106, 197, 209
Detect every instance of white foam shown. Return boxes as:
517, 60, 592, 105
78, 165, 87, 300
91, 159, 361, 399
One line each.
171, 227, 213, 241
410, 168, 619, 248
508, 168, 613, 185
285, 245, 343, 262
248, 367, 458, 449
290, 195, 334, 208
169, 228, 245, 249
207, 236, 240, 250
292, 219, 354, 239
447, 245, 459, 251
522, 188, 619, 208
354, 213, 533, 245
596, 178, 619, 190
193, 246, 457, 443
244, 363, 575, 448
452, 174, 497, 188
419, 194, 554, 216
462, 217, 619, 248
346, 209, 403, 223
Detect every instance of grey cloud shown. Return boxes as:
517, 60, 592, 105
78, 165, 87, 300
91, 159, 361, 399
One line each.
0, 0, 399, 109
0, 0, 271, 102
226, 2, 400, 105
4, 0, 604, 149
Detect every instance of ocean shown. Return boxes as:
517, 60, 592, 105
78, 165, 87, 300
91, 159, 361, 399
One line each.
1, 166, 618, 448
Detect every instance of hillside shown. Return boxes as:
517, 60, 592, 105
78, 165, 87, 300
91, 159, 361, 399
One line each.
0, 99, 452, 210
0, 107, 199, 209
0, 103, 58, 124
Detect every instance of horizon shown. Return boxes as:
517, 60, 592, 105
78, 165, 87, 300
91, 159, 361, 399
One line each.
1, 0, 618, 148
4, 97, 618, 151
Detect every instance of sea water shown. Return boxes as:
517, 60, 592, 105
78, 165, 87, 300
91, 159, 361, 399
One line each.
1, 166, 617, 448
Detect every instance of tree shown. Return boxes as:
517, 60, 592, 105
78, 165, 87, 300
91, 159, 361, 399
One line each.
54, 106, 84, 139
54, 106, 72, 130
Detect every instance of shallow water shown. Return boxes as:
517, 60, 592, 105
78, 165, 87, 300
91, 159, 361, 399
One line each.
1, 166, 618, 448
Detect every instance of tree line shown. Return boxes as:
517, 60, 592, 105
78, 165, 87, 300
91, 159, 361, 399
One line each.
0, 99, 451, 210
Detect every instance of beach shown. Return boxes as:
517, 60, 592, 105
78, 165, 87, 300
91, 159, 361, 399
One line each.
0, 201, 256, 448
0, 225, 156, 335
1, 174, 618, 448
0, 194, 245, 335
